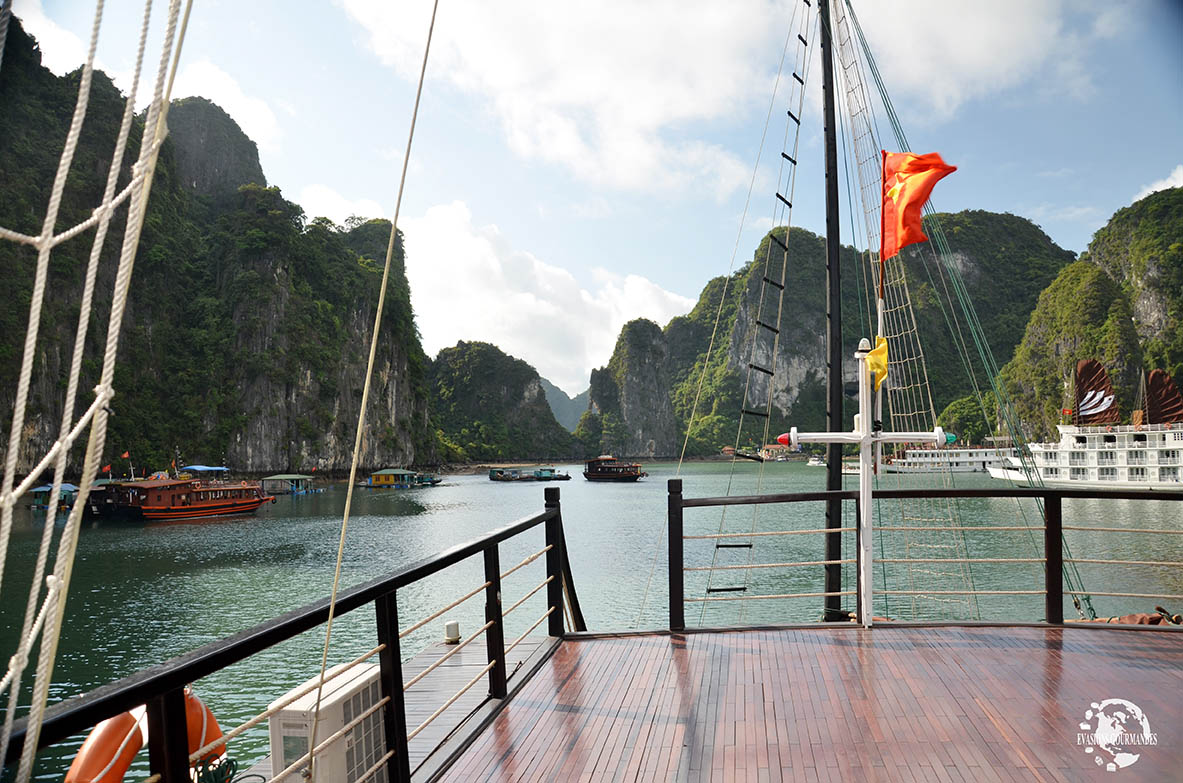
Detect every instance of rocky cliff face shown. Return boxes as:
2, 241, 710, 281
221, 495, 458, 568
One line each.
167, 97, 266, 199
1, 22, 435, 475
587, 320, 679, 457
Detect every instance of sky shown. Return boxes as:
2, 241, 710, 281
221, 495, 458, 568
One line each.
13, 0, 1183, 396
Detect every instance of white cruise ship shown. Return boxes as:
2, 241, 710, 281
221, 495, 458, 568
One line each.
882, 446, 1016, 473
988, 423, 1183, 490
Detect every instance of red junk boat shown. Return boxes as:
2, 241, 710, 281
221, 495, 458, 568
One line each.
85, 467, 274, 521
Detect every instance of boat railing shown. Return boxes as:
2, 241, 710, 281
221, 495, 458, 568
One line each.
667, 480, 1183, 630
4, 488, 584, 783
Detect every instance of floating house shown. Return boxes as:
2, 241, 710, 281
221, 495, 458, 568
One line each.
369, 468, 417, 488
261, 474, 320, 495
29, 483, 79, 510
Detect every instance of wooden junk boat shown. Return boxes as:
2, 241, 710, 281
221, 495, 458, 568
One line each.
583, 455, 648, 482
84, 475, 275, 521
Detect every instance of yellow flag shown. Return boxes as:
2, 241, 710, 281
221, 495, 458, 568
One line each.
867, 336, 888, 391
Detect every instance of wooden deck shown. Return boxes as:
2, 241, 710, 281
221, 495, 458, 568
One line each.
440, 626, 1181, 782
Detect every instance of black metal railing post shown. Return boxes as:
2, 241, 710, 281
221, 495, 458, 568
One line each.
375, 592, 412, 783
483, 545, 508, 698
1044, 492, 1064, 624
146, 687, 189, 783
668, 479, 684, 632
544, 487, 565, 637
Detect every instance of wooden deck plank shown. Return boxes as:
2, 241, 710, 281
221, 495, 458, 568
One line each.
439, 626, 1181, 782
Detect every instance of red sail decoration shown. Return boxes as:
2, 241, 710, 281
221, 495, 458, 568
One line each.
1074, 359, 1119, 426
879, 151, 956, 262
1146, 368, 1183, 424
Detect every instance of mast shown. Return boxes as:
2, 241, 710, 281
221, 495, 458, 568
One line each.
818, 0, 844, 621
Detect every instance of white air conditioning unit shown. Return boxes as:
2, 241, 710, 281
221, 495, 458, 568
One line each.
268, 663, 389, 783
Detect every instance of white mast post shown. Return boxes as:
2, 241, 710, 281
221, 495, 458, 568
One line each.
785, 337, 943, 627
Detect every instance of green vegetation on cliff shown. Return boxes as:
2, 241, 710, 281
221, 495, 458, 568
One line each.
1000, 262, 1141, 439
1080, 187, 1183, 380
1, 19, 435, 472
429, 341, 577, 461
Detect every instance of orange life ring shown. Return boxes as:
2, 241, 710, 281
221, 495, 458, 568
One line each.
1106, 426, 1113, 432
66, 688, 224, 783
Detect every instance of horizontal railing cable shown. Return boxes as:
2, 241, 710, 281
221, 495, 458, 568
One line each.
685, 527, 855, 540
1065, 558, 1182, 567
502, 577, 554, 617
505, 609, 556, 656
1061, 526, 1182, 535
1066, 590, 1183, 600
500, 546, 552, 580
687, 591, 855, 603
399, 581, 491, 640
686, 559, 854, 571
407, 662, 496, 742
403, 621, 494, 691
881, 590, 1043, 596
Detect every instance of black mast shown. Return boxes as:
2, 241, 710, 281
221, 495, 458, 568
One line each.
818, 0, 844, 621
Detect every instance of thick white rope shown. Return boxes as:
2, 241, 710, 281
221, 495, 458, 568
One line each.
306, 3, 440, 779
9, 2, 192, 777
0, 0, 156, 768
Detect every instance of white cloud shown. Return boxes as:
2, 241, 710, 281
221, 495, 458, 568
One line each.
171, 61, 281, 151
12, 0, 89, 75
401, 201, 694, 395
843, 1, 1100, 119
1133, 164, 1183, 202
339, 0, 780, 197
298, 184, 386, 226
1026, 203, 1101, 222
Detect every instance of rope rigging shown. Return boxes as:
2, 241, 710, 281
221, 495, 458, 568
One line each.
842, 0, 1095, 619
0, 1, 196, 777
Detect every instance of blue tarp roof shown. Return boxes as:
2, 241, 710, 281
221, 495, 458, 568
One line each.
182, 465, 228, 472
31, 483, 79, 492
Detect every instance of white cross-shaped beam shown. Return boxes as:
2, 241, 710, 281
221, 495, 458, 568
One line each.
783, 338, 944, 627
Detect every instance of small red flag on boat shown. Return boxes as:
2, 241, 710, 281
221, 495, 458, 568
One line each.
880, 150, 956, 265
311, 466, 318, 472
120, 450, 130, 458
1061, 407, 1072, 415
101, 464, 111, 473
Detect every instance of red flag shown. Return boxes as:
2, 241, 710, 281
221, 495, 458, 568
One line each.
310, 466, 318, 472
880, 151, 956, 265
1061, 408, 1073, 415
121, 450, 130, 458
101, 464, 111, 473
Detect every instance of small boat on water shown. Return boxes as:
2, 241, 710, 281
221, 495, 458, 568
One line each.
583, 456, 647, 482
489, 467, 572, 482
806, 456, 826, 467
